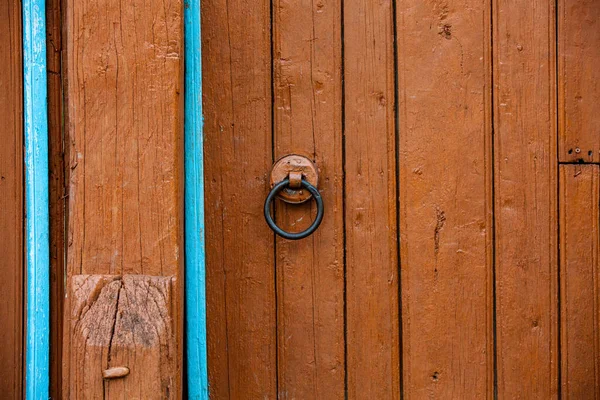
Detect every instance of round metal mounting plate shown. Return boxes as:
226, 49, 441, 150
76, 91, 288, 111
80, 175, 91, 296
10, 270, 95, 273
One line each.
269, 154, 318, 204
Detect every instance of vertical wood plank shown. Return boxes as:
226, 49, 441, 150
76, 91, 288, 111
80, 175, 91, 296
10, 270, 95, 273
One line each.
0, 1, 23, 397
23, 0, 51, 396
184, 0, 209, 397
558, 0, 600, 162
559, 164, 600, 398
63, 0, 184, 397
397, 1, 494, 398
46, 0, 65, 397
202, 0, 276, 395
344, 0, 400, 397
272, 0, 344, 397
493, 0, 559, 397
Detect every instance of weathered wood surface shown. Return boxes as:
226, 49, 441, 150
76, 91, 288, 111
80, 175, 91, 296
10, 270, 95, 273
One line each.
0, 1, 23, 397
63, 0, 184, 397
202, 0, 277, 396
560, 164, 600, 398
493, 0, 559, 397
397, 0, 494, 397
68, 275, 177, 399
559, 0, 600, 162
344, 0, 400, 397
273, 0, 345, 396
47, 0, 600, 395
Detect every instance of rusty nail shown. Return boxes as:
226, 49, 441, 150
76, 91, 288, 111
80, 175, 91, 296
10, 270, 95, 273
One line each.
103, 366, 130, 379
288, 171, 303, 189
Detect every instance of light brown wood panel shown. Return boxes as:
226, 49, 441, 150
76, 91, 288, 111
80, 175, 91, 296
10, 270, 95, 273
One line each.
272, 0, 344, 397
0, 1, 23, 397
558, 0, 600, 162
201, 0, 277, 395
344, 0, 399, 397
63, 0, 184, 397
46, 0, 65, 397
493, 0, 559, 397
559, 164, 600, 398
397, 1, 494, 398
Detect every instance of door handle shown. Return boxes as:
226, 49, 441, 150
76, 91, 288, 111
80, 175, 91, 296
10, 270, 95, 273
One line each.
264, 155, 324, 240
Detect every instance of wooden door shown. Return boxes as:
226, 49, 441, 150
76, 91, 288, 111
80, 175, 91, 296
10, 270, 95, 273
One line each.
202, 0, 600, 398
0, 1, 23, 398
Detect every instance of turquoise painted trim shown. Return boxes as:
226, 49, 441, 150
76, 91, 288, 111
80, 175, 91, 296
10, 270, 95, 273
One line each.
23, 0, 50, 399
184, 0, 209, 398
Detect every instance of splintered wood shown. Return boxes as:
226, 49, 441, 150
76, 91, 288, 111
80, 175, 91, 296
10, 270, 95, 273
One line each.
68, 275, 177, 399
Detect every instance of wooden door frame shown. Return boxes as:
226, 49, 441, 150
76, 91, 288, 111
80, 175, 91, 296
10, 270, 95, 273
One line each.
23, 0, 208, 397
23, 0, 50, 398
184, 0, 209, 397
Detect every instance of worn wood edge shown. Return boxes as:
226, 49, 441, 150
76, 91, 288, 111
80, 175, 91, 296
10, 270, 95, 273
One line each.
184, 0, 209, 398
23, 0, 51, 398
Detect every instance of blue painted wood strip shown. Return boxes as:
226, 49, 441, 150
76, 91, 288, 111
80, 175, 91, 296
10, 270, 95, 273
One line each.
23, 0, 50, 399
184, 0, 209, 398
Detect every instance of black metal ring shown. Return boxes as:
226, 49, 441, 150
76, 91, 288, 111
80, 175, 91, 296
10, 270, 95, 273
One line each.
264, 178, 324, 240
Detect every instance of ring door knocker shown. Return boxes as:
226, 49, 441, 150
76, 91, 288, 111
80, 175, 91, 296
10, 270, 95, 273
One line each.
264, 154, 324, 240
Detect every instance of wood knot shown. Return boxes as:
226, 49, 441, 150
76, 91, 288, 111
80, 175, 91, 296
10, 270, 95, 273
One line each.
103, 366, 130, 379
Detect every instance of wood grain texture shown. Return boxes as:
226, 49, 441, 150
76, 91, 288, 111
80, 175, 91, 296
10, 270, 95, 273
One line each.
46, 0, 65, 397
68, 275, 178, 399
0, 1, 23, 397
272, 0, 344, 396
63, 0, 184, 397
493, 0, 559, 397
558, 0, 600, 162
201, 0, 277, 395
344, 0, 400, 397
559, 164, 600, 399
397, 1, 494, 398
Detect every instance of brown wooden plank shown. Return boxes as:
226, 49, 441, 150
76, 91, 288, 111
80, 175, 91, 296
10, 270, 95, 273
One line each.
272, 0, 344, 397
46, 0, 65, 397
69, 275, 178, 399
493, 0, 559, 397
0, 1, 23, 397
558, 0, 600, 162
559, 164, 600, 398
397, 1, 494, 398
344, 0, 399, 397
63, 0, 184, 397
201, 0, 277, 395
